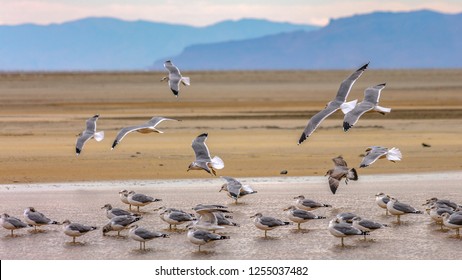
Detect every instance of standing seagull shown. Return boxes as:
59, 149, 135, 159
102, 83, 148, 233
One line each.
102, 215, 142, 236
343, 83, 391, 131
101, 204, 140, 219
360, 146, 402, 168
118, 190, 132, 211
1, 213, 31, 237
283, 206, 326, 230
23, 207, 59, 232
75, 114, 104, 155
441, 212, 462, 237
111, 116, 179, 149
219, 176, 257, 204
328, 218, 368, 246
351, 217, 388, 240
325, 156, 358, 194
127, 191, 162, 212
250, 213, 291, 238
62, 219, 97, 243
161, 60, 190, 97
375, 192, 391, 215
187, 133, 224, 176
293, 195, 332, 211
187, 225, 230, 252
386, 197, 422, 224
298, 62, 368, 144
159, 208, 195, 230
128, 225, 169, 250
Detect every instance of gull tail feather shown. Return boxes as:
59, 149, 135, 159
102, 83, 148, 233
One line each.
94, 131, 104, 141
211, 156, 224, 169
340, 100, 358, 114
386, 147, 402, 161
181, 77, 190, 86
374, 105, 391, 113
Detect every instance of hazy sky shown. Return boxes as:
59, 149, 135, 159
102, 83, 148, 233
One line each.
1, 0, 461, 26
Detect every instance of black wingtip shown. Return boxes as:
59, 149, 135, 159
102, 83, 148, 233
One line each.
358, 62, 369, 71
343, 122, 352, 132
198, 132, 208, 138
76, 148, 81, 155
171, 89, 179, 96
298, 133, 307, 145
359, 164, 367, 168
377, 83, 386, 87
350, 168, 359, 180
111, 140, 118, 149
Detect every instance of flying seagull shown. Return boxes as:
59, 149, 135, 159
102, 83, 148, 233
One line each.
343, 83, 390, 131
325, 156, 358, 194
298, 62, 368, 144
111, 116, 179, 149
161, 60, 190, 97
187, 133, 224, 176
219, 176, 257, 204
359, 146, 402, 168
75, 114, 104, 155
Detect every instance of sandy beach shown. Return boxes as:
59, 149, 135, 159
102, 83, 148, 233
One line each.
0, 70, 461, 260
1, 172, 461, 260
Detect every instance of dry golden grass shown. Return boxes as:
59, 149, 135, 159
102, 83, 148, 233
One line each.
0, 70, 461, 183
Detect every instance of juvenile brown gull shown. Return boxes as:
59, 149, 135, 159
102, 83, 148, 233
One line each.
325, 156, 358, 194
75, 114, 104, 155
298, 62, 368, 144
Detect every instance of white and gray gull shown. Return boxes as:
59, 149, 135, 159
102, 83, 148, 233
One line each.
328, 218, 368, 246
75, 114, 104, 155
351, 217, 388, 240
102, 215, 142, 236
359, 146, 402, 168
23, 207, 59, 232
111, 116, 179, 149
219, 176, 257, 204
127, 191, 162, 212
101, 204, 140, 219
386, 197, 422, 224
283, 206, 326, 230
161, 60, 190, 97
62, 219, 97, 243
128, 224, 169, 250
293, 195, 332, 211
250, 212, 291, 238
187, 133, 224, 176
1, 213, 31, 237
298, 62, 368, 144
343, 83, 391, 131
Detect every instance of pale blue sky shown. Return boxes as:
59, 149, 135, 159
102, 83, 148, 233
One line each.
1, 0, 461, 26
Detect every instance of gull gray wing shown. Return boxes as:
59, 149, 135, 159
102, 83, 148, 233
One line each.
68, 223, 95, 233
85, 115, 99, 133
147, 116, 178, 127
135, 227, 164, 239
334, 223, 363, 235
298, 102, 340, 144
112, 124, 151, 149
260, 216, 286, 227
192, 133, 212, 161
448, 213, 462, 225
222, 177, 242, 198
192, 230, 222, 242
393, 202, 419, 213
360, 147, 388, 168
364, 83, 386, 104
131, 193, 154, 203
110, 208, 132, 217
358, 219, 384, 230
335, 62, 369, 102
27, 212, 51, 224
76, 132, 94, 155
343, 101, 374, 131
6, 217, 29, 228
292, 209, 317, 220
169, 211, 194, 222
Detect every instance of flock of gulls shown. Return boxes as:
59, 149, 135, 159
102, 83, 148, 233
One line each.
1, 61, 461, 254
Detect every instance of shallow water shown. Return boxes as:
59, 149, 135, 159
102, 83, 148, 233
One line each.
1, 172, 461, 260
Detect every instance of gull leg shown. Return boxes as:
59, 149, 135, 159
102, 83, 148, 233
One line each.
264, 230, 267, 238
386, 209, 388, 216
143, 242, 146, 250
397, 215, 401, 224
10, 229, 14, 237
198, 245, 201, 252
73, 236, 76, 243
297, 223, 301, 230
140, 242, 142, 250
341, 237, 344, 247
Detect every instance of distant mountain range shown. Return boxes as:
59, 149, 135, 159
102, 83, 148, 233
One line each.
160, 10, 462, 70
1, 10, 461, 71
0, 18, 318, 71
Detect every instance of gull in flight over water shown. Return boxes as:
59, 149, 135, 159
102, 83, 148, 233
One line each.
298, 62, 369, 144
325, 156, 358, 194
111, 116, 179, 149
75, 114, 104, 155
359, 146, 402, 168
343, 83, 391, 131
161, 60, 190, 97
187, 133, 224, 176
